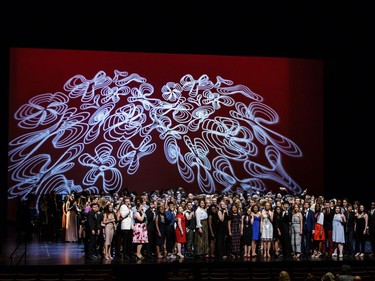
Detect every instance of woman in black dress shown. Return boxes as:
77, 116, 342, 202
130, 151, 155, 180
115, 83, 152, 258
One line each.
241, 206, 253, 257
272, 205, 282, 257
354, 204, 368, 257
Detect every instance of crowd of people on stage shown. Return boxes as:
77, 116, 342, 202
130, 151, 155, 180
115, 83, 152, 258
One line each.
15, 187, 375, 261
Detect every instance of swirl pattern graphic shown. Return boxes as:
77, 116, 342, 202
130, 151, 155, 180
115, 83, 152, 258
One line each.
8, 70, 303, 201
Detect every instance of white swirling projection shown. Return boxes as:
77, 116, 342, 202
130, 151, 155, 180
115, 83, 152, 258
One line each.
8, 70, 303, 201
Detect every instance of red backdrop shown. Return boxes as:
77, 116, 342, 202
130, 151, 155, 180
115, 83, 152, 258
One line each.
8, 48, 323, 199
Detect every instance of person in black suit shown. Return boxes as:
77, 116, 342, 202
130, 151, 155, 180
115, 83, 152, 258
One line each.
368, 201, 375, 256
344, 204, 356, 256
145, 200, 157, 258
301, 201, 315, 257
86, 202, 100, 259
323, 201, 334, 256
280, 200, 292, 259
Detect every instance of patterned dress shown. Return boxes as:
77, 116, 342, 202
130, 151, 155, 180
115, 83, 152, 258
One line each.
229, 212, 242, 255
132, 211, 148, 243
291, 213, 302, 253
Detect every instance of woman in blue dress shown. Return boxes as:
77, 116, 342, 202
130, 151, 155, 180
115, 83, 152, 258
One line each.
251, 204, 261, 257
332, 205, 346, 258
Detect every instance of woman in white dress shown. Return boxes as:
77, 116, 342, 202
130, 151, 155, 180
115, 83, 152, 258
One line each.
260, 201, 273, 258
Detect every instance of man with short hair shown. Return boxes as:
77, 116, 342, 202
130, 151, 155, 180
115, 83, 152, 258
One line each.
86, 202, 100, 259
280, 200, 292, 259
119, 197, 133, 259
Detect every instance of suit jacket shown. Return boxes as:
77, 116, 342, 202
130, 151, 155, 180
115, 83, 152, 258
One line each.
87, 210, 100, 233
303, 209, 315, 232
280, 209, 291, 233
368, 208, 375, 229
346, 210, 356, 230
145, 207, 156, 231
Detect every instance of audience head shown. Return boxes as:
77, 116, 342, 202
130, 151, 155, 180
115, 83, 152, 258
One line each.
279, 270, 291, 281
321, 272, 335, 281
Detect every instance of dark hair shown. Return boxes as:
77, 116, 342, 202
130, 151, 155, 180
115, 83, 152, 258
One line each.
90, 202, 99, 208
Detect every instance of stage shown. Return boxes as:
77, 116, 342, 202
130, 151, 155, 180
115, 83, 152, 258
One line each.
1, 227, 374, 281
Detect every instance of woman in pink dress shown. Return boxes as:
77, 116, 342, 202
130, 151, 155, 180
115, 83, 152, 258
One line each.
132, 202, 148, 259
175, 205, 187, 258
65, 193, 78, 242
61, 196, 68, 242
102, 203, 116, 259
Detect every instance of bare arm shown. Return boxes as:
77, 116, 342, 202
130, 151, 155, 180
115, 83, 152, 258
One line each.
208, 215, 214, 237
177, 217, 183, 234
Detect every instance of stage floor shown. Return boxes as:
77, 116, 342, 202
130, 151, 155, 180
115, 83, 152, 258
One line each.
1, 225, 375, 281
1, 238, 374, 267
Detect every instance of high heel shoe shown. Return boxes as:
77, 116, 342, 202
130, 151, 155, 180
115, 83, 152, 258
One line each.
136, 254, 144, 260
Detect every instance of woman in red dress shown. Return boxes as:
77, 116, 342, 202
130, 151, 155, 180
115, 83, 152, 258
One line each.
175, 205, 187, 258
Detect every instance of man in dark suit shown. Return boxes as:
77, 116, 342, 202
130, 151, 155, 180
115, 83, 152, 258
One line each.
301, 201, 315, 257
368, 201, 375, 256
345, 204, 356, 256
86, 202, 100, 259
145, 200, 157, 258
280, 200, 292, 259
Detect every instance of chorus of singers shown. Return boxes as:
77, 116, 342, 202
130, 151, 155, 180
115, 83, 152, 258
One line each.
17, 187, 375, 261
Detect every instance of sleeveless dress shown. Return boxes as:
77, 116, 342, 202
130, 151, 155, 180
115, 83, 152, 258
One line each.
332, 213, 345, 243
291, 213, 301, 253
252, 215, 261, 241
65, 200, 78, 242
133, 211, 148, 243
175, 213, 187, 243
229, 213, 242, 255
261, 211, 273, 240
242, 214, 253, 246
156, 212, 166, 246
104, 212, 116, 246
